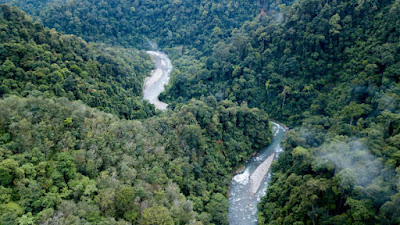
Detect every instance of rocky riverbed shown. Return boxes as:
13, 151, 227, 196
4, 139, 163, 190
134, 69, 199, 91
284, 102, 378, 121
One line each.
228, 122, 287, 225
143, 51, 172, 110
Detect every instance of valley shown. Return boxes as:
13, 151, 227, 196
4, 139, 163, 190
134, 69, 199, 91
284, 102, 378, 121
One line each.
0, 0, 399, 224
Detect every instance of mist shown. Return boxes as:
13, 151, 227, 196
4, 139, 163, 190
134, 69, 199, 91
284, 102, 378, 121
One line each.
315, 139, 383, 187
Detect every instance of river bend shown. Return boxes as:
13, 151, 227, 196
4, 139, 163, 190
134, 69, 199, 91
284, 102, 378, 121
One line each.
142, 52, 286, 224
143, 51, 172, 110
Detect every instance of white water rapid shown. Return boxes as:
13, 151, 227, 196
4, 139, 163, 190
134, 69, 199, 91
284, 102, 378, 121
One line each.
228, 122, 287, 225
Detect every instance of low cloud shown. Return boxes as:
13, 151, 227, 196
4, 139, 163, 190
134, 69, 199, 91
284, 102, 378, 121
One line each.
314, 139, 383, 187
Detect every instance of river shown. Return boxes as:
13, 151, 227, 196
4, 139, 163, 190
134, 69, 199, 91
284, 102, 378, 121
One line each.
143, 51, 172, 110
228, 122, 287, 225
143, 52, 287, 224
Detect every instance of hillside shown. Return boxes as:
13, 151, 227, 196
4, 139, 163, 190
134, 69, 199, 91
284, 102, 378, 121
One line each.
0, 5, 274, 224
0, 5, 155, 119
0, 0, 399, 224
0, 95, 272, 224
161, 0, 400, 223
5, 0, 264, 52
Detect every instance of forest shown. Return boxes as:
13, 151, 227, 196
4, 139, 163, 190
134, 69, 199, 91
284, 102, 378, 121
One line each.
0, 4, 156, 120
0, 4, 274, 224
0, 0, 399, 224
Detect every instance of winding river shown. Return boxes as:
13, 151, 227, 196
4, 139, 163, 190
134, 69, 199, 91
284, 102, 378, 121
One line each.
228, 122, 287, 225
143, 51, 287, 224
143, 51, 172, 110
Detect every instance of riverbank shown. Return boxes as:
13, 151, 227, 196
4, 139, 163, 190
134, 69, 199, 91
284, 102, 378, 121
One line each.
232, 121, 279, 176
143, 51, 172, 110
270, 119, 290, 131
228, 122, 287, 225
232, 150, 258, 176
249, 152, 275, 196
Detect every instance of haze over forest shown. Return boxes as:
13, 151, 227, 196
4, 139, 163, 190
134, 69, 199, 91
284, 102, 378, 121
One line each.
0, 0, 399, 224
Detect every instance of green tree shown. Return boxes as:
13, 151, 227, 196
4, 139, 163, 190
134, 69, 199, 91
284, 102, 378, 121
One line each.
56, 152, 76, 181
142, 205, 174, 225
115, 187, 138, 222
206, 193, 229, 225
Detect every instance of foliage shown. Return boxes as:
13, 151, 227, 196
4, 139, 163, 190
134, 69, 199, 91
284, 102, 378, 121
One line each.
0, 95, 271, 224
1, 0, 399, 224
0, 5, 155, 119
3, 0, 265, 53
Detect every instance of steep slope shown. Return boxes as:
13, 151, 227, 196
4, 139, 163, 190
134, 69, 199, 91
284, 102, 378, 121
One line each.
0, 6, 274, 224
26, 0, 261, 52
151, 0, 400, 223
2, 0, 399, 224
163, 0, 399, 125
0, 0, 53, 16
158, 0, 399, 224
0, 95, 272, 225
0, 5, 155, 119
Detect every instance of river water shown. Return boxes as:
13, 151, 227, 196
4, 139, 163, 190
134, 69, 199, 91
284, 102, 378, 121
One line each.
228, 122, 286, 225
142, 51, 286, 224
143, 51, 172, 110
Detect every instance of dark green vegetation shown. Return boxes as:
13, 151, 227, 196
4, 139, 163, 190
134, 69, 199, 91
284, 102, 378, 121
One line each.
162, 0, 400, 223
0, 0, 52, 16
0, 96, 271, 224
164, 0, 400, 223
0, 5, 155, 120
37, 0, 260, 51
0, 5, 273, 224
0, 0, 400, 224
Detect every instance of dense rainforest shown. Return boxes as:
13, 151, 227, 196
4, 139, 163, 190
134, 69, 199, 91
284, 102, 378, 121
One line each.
0, 5, 156, 119
0, 5, 273, 225
0, 0, 399, 224
15, 0, 263, 52
0, 95, 271, 224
